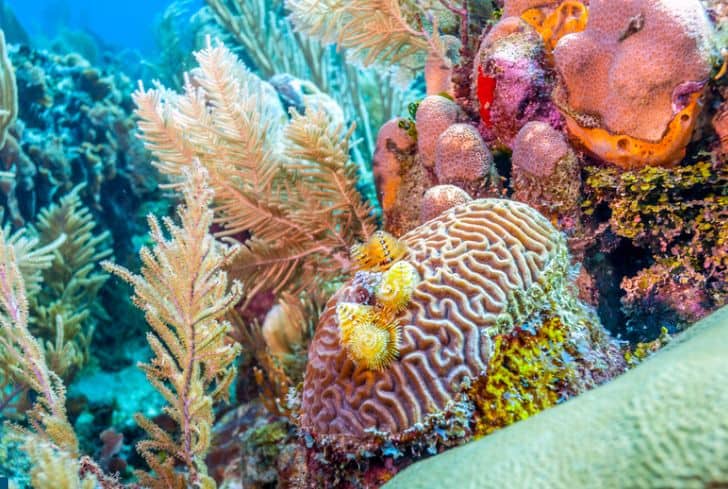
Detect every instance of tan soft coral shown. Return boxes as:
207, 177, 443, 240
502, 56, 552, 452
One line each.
553, 0, 713, 168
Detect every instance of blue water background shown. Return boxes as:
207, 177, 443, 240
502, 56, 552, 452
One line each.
7, 0, 203, 54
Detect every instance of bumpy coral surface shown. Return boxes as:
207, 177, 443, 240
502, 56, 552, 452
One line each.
301, 199, 590, 438
384, 305, 728, 489
511, 121, 581, 224
473, 17, 562, 148
373, 118, 433, 237
419, 184, 472, 223
434, 123, 493, 196
415, 95, 463, 168
553, 0, 713, 167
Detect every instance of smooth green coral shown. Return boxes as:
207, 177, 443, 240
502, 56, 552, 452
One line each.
385, 305, 728, 489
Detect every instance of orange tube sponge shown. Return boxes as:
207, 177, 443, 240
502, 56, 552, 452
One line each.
521, 0, 588, 51
562, 91, 702, 169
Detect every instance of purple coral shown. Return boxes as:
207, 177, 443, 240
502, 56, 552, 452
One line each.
473, 17, 563, 149
434, 123, 493, 197
419, 184, 472, 223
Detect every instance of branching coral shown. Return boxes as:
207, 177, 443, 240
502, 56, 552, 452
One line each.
103, 163, 242, 488
135, 39, 376, 305
203, 0, 414, 172
287, 0, 434, 66
28, 184, 112, 381
0, 224, 78, 457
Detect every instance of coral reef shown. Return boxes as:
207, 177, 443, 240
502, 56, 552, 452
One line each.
301, 199, 622, 443
473, 17, 561, 149
419, 184, 472, 223
1, 43, 158, 270
584, 160, 727, 329
384, 305, 728, 489
553, 0, 713, 168
29, 184, 112, 382
511, 120, 581, 227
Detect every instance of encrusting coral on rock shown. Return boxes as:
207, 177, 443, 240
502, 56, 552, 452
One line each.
511, 120, 581, 227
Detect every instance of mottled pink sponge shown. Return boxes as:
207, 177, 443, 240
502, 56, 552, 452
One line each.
553, 0, 713, 142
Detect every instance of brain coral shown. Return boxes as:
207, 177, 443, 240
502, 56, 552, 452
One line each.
384, 305, 728, 489
553, 0, 713, 166
300, 199, 573, 438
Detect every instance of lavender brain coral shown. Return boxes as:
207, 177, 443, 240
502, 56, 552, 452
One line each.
300, 199, 574, 437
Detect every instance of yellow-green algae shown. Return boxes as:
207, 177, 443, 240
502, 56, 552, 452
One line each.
385, 305, 728, 489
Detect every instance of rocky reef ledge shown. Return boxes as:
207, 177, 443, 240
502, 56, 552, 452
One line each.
384, 305, 728, 488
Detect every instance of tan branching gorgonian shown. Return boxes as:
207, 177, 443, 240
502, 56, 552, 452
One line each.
134, 39, 376, 303
0, 222, 64, 419
0, 228, 78, 456
29, 184, 112, 381
286, 0, 456, 67
103, 163, 243, 489
203, 0, 414, 165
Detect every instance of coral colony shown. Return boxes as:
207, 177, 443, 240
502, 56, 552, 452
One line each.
0, 0, 725, 488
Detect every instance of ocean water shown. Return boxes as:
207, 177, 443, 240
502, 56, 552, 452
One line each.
0, 0, 725, 487
7, 0, 203, 54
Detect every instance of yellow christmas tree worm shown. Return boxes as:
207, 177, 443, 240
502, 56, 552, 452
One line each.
103, 162, 243, 489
